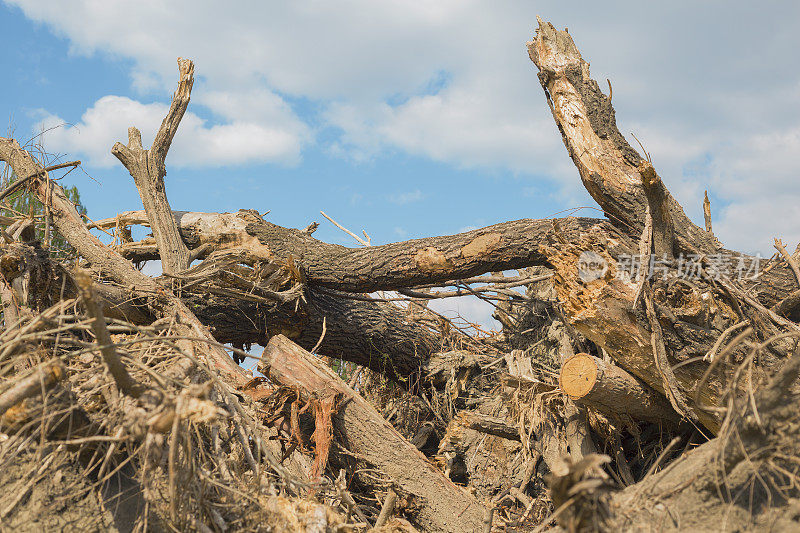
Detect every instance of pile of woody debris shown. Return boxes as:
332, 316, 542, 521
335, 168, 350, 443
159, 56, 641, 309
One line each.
1, 19, 800, 533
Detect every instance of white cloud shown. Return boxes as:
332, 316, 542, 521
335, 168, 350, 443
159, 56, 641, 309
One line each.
36, 94, 307, 168
6, 1, 800, 252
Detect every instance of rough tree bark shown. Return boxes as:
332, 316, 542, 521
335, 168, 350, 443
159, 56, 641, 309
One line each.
528, 17, 716, 255
98, 209, 613, 292
529, 19, 794, 435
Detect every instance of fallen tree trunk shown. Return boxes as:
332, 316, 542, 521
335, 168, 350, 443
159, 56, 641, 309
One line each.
94, 208, 798, 311
190, 288, 440, 379
0, 239, 440, 380
560, 353, 679, 424
542, 233, 763, 434
528, 20, 794, 435
98, 209, 612, 293
259, 334, 486, 533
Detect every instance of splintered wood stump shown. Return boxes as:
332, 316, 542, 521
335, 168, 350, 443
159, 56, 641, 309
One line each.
560, 354, 679, 424
260, 335, 486, 533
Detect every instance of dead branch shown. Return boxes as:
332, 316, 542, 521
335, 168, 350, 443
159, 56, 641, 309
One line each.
559, 353, 679, 424
528, 17, 716, 254
0, 360, 64, 418
0, 138, 247, 386
73, 270, 144, 398
111, 59, 194, 275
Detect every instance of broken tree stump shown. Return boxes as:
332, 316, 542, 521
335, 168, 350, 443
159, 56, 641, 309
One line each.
259, 334, 486, 533
560, 353, 680, 424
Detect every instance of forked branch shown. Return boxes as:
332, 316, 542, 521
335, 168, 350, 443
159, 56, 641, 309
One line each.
111, 58, 195, 275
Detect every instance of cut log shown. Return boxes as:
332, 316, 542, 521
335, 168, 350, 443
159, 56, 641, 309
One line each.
559, 353, 679, 424
259, 334, 486, 533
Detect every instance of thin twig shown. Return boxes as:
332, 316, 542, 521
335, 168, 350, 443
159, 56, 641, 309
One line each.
320, 211, 370, 246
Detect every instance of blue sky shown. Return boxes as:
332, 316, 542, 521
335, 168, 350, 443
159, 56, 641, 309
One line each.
2, 1, 799, 327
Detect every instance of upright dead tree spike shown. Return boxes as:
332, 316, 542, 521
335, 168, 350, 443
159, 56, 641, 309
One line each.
703, 190, 713, 233
639, 161, 674, 259
528, 18, 716, 254
111, 58, 194, 275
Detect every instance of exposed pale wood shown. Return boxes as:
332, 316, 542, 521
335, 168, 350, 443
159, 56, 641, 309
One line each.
639, 161, 675, 259
259, 334, 486, 533
560, 353, 679, 424
703, 191, 713, 234
528, 18, 717, 254
374, 489, 398, 528
541, 231, 789, 435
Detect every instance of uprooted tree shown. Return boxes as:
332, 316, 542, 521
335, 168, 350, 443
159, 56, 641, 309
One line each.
1, 18, 799, 533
